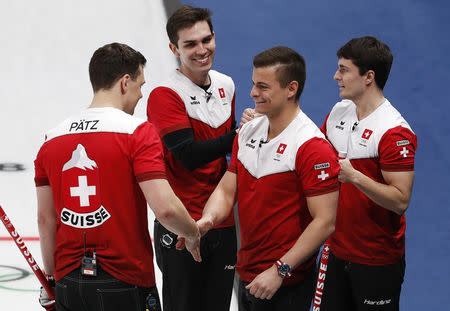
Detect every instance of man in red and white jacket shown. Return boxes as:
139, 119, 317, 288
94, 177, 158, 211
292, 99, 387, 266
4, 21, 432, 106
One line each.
319, 36, 417, 311
146, 6, 253, 311
198, 46, 339, 311
35, 43, 200, 311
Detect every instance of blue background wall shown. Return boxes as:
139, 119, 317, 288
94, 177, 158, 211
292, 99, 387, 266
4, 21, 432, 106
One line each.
187, 0, 450, 309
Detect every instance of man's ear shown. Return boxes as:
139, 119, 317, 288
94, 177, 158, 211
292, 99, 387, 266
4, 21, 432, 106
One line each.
287, 80, 299, 100
169, 42, 180, 57
120, 74, 131, 95
365, 70, 375, 86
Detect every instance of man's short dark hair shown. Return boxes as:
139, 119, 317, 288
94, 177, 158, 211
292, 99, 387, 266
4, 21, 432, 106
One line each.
89, 43, 146, 92
337, 36, 393, 90
166, 5, 213, 46
253, 46, 306, 101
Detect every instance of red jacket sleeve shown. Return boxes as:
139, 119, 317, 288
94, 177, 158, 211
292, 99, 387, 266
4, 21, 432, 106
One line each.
295, 137, 340, 197
147, 86, 191, 137
131, 122, 167, 182
320, 113, 330, 137
379, 125, 417, 172
227, 135, 239, 174
34, 145, 50, 186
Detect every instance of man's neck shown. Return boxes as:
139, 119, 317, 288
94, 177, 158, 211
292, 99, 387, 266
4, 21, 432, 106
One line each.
267, 102, 300, 140
179, 66, 210, 86
89, 91, 123, 111
353, 88, 385, 120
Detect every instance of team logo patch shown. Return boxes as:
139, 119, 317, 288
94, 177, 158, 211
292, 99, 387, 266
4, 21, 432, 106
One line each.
361, 129, 373, 140
314, 162, 330, 170
245, 138, 257, 149
396, 139, 410, 146
399, 146, 409, 158
218, 87, 226, 99
276, 143, 287, 154
61, 144, 111, 229
317, 170, 329, 181
189, 95, 200, 105
335, 121, 345, 130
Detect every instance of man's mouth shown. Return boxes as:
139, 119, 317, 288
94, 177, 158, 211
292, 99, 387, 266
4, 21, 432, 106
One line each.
194, 55, 210, 65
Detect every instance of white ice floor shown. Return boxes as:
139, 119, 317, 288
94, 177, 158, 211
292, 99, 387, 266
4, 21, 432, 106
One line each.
0, 0, 238, 309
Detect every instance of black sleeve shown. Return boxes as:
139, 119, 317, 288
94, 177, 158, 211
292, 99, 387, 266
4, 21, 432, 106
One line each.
162, 128, 237, 171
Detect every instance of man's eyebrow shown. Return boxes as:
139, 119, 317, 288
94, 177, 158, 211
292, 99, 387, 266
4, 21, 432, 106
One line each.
182, 34, 213, 44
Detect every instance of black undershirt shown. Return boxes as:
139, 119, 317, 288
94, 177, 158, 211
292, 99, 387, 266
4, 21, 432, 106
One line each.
163, 127, 236, 171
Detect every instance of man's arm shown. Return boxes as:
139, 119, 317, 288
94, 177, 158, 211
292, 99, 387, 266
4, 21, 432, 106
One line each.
197, 171, 237, 235
37, 186, 57, 276
281, 191, 338, 267
148, 87, 239, 171
163, 129, 236, 171
338, 160, 414, 215
338, 126, 417, 215
139, 179, 201, 261
245, 190, 338, 299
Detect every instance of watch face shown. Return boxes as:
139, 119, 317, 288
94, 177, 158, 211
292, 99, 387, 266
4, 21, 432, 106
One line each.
280, 264, 290, 273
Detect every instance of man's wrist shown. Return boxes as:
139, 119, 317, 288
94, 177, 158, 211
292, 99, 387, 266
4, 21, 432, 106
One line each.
275, 260, 292, 278
186, 220, 200, 241
45, 274, 55, 287
350, 168, 362, 185
202, 215, 215, 230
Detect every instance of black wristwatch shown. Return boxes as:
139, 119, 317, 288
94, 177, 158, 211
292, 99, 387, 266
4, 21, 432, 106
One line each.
275, 260, 292, 278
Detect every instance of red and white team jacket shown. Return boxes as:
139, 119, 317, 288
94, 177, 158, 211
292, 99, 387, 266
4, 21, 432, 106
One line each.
147, 69, 235, 227
229, 111, 339, 285
34, 107, 166, 287
322, 99, 417, 265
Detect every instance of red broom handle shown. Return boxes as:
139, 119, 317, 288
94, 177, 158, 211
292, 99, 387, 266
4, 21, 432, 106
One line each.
0, 205, 55, 300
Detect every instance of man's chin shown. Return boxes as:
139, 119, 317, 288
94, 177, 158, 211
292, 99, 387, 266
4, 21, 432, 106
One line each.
339, 91, 350, 100
254, 107, 269, 116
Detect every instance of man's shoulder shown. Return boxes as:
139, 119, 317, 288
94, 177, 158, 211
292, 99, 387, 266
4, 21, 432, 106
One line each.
370, 100, 414, 140
238, 115, 266, 139
329, 99, 354, 116
209, 69, 233, 83
291, 111, 326, 149
44, 108, 146, 142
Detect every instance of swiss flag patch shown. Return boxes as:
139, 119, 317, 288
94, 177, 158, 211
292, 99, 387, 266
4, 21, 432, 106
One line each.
218, 87, 226, 98
362, 129, 373, 140
276, 143, 287, 154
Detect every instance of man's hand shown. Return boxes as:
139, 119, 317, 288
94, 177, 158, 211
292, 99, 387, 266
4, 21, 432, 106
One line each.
181, 225, 202, 262
184, 234, 201, 262
338, 158, 359, 183
239, 108, 260, 128
176, 217, 213, 252
39, 285, 55, 310
245, 265, 283, 300
197, 217, 214, 237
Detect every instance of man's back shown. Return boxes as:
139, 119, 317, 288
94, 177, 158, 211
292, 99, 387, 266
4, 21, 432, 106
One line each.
35, 107, 165, 287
